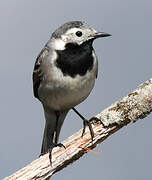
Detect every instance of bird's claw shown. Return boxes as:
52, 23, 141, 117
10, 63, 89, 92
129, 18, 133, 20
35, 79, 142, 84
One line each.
81, 117, 105, 141
90, 117, 106, 128
54, 143, 66, 149
82, 119, 94, 141
46, 143, 66, 165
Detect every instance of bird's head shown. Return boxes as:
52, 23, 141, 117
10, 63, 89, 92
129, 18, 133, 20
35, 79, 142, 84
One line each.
49, 21, 111, 51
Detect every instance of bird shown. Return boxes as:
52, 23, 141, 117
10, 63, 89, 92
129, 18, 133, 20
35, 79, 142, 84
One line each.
32, 21, 111, 161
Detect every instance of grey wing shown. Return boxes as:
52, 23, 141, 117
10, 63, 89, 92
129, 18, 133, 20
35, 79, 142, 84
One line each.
32, 46, 49, 99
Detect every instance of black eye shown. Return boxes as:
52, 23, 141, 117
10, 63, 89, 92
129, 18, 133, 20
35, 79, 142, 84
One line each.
75, 31, 82, 37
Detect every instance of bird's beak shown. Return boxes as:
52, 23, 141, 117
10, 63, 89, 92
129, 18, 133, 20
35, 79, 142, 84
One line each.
93, 32, 112, 39
89, 32, 112, 40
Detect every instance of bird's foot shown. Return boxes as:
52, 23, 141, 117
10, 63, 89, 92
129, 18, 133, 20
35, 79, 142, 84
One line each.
40, 143, 66, 165
52, 142, 66, 149
90, 117, 106, 127
81, 117, 105, 141
48, 143, 66, 165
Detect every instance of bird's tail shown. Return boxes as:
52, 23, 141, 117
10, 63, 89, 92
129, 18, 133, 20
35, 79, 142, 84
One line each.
41, 107, 69, 155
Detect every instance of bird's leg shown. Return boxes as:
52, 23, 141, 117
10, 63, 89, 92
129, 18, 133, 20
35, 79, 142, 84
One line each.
72, 107, 105, 141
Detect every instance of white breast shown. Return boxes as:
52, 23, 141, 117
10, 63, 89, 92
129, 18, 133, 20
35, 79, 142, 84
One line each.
38, 50, 98, 111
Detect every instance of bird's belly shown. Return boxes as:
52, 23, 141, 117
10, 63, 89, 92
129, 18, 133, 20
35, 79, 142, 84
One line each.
39, 73, 96, 110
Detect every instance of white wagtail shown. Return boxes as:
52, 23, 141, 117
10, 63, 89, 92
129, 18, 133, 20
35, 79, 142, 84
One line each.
33, 21, 111, 160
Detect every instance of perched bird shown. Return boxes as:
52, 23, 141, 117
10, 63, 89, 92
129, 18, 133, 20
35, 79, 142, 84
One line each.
32, 21, 111, 160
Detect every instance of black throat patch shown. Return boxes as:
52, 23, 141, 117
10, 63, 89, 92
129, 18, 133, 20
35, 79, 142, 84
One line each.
55, 41, 94, 78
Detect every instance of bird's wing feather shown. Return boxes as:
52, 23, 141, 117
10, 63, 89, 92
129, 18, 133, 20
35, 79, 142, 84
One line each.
93, 50, 98, 79
96, 65, 98, 78
32, 46, 49, 99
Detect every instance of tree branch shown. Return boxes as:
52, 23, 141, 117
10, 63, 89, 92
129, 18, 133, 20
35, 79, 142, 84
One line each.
4, 78, 152, 180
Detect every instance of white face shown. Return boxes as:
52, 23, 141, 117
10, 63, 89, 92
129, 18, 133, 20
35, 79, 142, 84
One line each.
61, 27, 97, 45
49, 27, 97, 51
